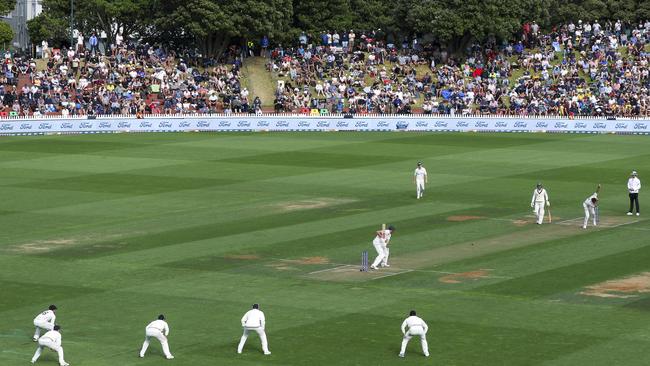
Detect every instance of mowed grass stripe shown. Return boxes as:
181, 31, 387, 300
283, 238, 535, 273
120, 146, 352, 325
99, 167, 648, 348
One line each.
474, 239, 650, 298
80, 201, 475, 265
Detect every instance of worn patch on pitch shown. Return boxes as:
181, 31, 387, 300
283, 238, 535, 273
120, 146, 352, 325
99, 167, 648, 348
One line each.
580, 273, 650, 298
439, 269, 491, 283
276, 197, 357, 212
281, 256, 330, 265
10, 239, 78, 253
447, 215, 485, 222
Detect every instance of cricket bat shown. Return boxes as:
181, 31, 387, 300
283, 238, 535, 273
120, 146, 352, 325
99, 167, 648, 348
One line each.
547, 208, 552, 223
380, 223, 386, 240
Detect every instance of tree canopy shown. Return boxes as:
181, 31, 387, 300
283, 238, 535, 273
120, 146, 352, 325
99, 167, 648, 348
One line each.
30, 0, 650, 56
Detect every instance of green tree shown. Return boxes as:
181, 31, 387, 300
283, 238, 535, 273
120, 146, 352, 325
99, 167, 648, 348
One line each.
0, 0, 15, 16
293, 0, 353, 35
152, 0, 292, 58
0, 21, 13, 47
27, 13, 69, 47
40, 0, 153, 45
407, 0, 545, 52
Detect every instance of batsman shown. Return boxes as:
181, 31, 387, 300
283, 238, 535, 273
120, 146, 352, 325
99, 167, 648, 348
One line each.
530, 182, 550, 225
370, 224, 395, 270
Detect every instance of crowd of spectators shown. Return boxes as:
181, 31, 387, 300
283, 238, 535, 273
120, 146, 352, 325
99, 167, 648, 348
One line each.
1, 19, 649, 118
0, 37, 256, 117
268, 21, 650, 117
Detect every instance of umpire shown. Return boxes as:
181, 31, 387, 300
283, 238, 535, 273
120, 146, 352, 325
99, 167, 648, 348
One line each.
627, 171, 641, 216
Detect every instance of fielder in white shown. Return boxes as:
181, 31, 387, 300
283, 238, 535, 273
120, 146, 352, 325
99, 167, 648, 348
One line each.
370, 225, 395, 270
530, 182, 550, 225
399, 310, 429, 358
33, 305, 57, 341
31, 325, 69, 366
139, 314, 174, 359
238, 304, 271, 355
583, 184, 601, 229
413, 162, 428, 199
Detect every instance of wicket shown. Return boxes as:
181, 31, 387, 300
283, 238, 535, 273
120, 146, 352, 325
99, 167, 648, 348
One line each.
595, 206, 600, 225
360, 251, 368, 272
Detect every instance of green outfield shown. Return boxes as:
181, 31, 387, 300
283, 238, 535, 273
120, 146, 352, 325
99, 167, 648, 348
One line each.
2, 131, 650, 366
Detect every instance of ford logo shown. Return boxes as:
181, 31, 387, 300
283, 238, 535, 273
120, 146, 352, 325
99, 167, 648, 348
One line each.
298, 121, 311, 127
99, 122, 112, 128
593, 122, 607, 129
218, 121, 232, 127
38, 123, 52, 129
456, 121, 469, 127
536, 122, 548, 128
257, 121, 270, 127
434, 121, 448, 127
79, 122, 92, 129
377, 121, 390, 128
554, 122, 568, 128
495, 121, 508, 128
317, 121, 331, 127
276, 121, 290, 127
514, 121, 527, 128
197, 121, 210, 128
118, 122, 131, 128
475, 121, 488, 128
237, 121, 251, 127
416, 121, 428, 127
0, 123, 14, 130
615, 123, 628, 129
61, 122, 73, 129
575, 122, 587, 128
355, 121, 369, 128
139, 122, 152, 128
179, 121, 191, 128
396, 121, 408, 129
337, 121, 350, 128
634, 123, 648, 130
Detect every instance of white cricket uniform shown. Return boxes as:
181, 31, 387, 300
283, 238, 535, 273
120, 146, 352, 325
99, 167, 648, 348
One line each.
238, 308, 270, 354
140, 319, 173, 359
530, 188, 549, 224
33, 310, 56, 340
583, 192, 598, 228
371, 229, 392, 268
414, 167, 428, 199
400, 315, 429, 357
31, 330, 67, 366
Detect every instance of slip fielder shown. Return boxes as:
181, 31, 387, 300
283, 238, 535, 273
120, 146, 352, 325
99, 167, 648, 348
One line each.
238, 304, 271, 355
139, 314, 174, 359
399, 310, 429, 358
30, 325, 69, 366
530, 182, 550, 225
33, 305, 57, 342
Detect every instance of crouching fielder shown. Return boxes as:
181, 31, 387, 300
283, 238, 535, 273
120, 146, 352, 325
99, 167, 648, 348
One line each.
238, 304, 271, 355
370, 225, 395, 270
583, 184, 601, 229
399, 310, 429, 358
531, 182, 550, 225
33, 305, 57, 341
31, 325, 69, 366
140, 315, 174, 359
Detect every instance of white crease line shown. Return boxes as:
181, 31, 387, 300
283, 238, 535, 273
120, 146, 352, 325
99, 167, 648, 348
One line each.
370, 269, 414, 280
308, 265, 352, 274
